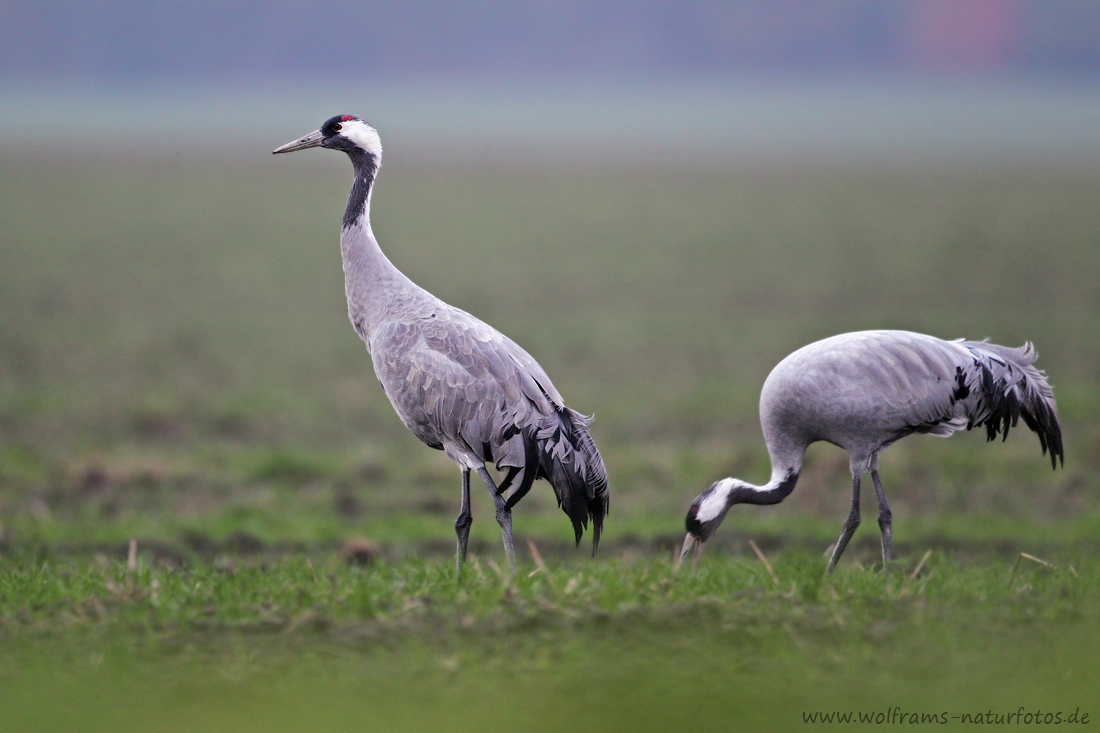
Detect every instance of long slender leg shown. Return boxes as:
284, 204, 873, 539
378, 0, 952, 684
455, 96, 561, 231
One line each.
826, 474, 862, 574
454, 468, 473, 573
869, 456, 893, 566
476, 466, 516, 575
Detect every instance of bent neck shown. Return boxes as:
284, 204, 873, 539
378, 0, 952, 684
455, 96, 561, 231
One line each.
732, 469, 800, 506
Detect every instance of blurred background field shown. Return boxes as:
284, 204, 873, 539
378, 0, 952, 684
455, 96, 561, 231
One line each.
2, 146, 1098, 556
2, 2, 1100, 730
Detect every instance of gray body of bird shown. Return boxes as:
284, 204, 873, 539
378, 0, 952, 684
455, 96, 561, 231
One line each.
275, 116, 608, 572
681, 330, 1062, 572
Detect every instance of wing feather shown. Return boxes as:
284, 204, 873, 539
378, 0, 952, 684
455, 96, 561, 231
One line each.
371, 307, 561, 462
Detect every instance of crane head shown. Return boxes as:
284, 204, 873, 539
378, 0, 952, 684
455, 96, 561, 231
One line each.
273, 115, 383, 159
677, 478, 745, 567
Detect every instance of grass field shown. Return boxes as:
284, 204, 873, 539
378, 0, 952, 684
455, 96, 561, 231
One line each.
2, 552, 1098, 732
1, 150, 1098, 730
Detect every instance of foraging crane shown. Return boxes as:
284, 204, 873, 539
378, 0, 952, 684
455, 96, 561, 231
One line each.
679, 330, 1062, 573
273, 115, 608, 572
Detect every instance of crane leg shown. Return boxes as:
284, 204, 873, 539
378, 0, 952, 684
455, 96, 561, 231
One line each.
454, 468, 473, 573
870, 463, 892, 566
476, 466, 516, 576
826, 474, 861, 574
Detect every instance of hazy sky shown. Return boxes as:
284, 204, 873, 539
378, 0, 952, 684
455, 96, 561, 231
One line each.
3, 1, 1098, 85
2, 2, 1097, 162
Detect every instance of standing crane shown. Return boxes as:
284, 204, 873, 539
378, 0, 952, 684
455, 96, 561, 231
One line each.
273, 115, 608, 573
679, 330, 1062, 573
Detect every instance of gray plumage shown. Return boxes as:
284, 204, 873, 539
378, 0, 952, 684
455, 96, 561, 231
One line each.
274, 115, 608, 572
680, 330, 1062, 572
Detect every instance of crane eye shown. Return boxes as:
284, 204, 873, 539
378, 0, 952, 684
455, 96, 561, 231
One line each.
333, 123, 343, 132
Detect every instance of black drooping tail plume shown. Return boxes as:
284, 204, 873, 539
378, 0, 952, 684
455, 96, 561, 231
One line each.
507, 407, 610, 555
960, 341, 1063, 469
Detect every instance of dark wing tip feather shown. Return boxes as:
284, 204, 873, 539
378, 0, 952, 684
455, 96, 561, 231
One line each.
964, 341, 1063, 470
522, 406, 609, 554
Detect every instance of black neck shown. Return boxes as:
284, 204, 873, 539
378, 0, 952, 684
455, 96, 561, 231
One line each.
733, 471, 799, 506
343, 150, 378, 229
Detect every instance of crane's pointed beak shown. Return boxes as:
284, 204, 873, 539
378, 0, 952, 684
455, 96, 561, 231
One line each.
674, 533, 702, 575
273, 130, 324, 154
